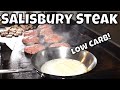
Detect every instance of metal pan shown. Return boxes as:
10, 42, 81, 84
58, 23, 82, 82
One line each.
0, 47, 97, 79
31, 47, 97, 79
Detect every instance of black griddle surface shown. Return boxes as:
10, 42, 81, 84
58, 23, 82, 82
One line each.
0, 24, 120, 79
1, 40, 120, 79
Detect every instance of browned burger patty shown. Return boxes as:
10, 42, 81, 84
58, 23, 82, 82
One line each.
22, 36, 39, 45
40, 27, 54, 36
44, 33, 63, 44
24, 30, 38, 37
20, 25, 28, 31
20, 24, 33, 31
24, 44, 45, 54
49, 42, 70, 48
37, 24, 52, 30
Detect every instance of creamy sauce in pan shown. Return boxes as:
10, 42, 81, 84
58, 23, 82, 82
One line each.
40, 59, 88, 76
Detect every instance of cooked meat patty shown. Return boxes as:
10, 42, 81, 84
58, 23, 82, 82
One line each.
24, 30, 38, 37
37, 24, 52, 29
24, 44, 45, 54
44, 33, 63, 44
22, 36, 39, 45
49, 42, 70, 48
0, 31, 8, 37
40, 27, 54, 36
20, 25, 32, 31
20, 25, 27, 30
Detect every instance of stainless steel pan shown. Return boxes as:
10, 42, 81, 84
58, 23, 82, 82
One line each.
0, 47, 97, 79
31, 47, 97, 79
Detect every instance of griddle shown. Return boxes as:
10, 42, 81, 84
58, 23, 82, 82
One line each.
0, 23, 120, 79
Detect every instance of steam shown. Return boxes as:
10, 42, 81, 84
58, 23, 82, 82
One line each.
52, 24, 82, 46
36, 23, 90, 48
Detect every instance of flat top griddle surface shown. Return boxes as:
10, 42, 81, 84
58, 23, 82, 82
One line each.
0, 24, 120, 79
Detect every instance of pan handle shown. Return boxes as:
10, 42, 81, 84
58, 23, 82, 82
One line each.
0, 69, 33, 74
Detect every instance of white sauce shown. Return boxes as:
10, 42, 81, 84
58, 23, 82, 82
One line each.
41, 58, 88, 76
